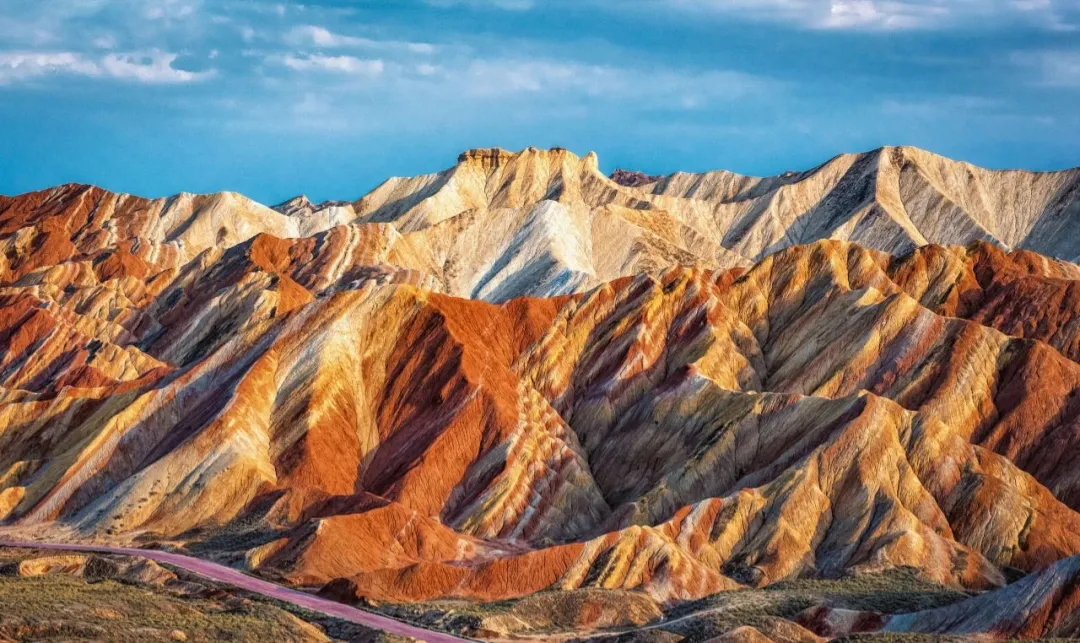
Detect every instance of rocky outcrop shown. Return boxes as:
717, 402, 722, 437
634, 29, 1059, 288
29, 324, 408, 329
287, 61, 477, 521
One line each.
885, 554, 1080, 638
801, 554, 1080, 639
610, 169, 664, 187
2, 554, 89, 577
0, 552, 177, 586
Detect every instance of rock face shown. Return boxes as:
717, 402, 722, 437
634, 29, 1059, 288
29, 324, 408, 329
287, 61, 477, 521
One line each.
3, 147, 1080, 634
802, 554, 1080, 639
610, 169, 664, 187
3, 554, 90, 577
884, 554, 1080, 638
6, 146, 1077, 305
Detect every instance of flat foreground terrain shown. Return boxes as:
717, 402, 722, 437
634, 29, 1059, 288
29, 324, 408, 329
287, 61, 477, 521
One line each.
0, 546, 421, 642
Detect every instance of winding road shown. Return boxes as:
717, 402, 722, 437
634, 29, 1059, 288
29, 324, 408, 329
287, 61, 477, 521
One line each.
0, 540, 472, 643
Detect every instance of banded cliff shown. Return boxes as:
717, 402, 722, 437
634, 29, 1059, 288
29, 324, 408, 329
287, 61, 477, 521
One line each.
4, 239, 1080, 606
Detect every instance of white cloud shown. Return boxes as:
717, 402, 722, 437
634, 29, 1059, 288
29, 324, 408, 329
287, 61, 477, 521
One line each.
656, 0, 1077, 31
1008, 0, 1078, 31
0, 50, 215, 85
91, 34, 118, 49
280, 54, 385, 76
821, 0, 947, 29
101, 51, 215, 83
458, 58, 770, 107
142, 0, 201, 21
0, 52, 101, 83
236, 50, 776, 135
408, 42, 437, 54
287, 25, 370, 48
285, 25, 437, 54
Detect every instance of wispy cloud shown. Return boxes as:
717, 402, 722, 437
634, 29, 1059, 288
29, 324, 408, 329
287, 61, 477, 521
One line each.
0, 0, 218, 73
821, 0, 947, 30
284, 25, 436, 54
0, 50, 215, 84
879, 94, 1059, 142
91, 34, 118, 50
102, 51, 215, 83
881, 95, 1005, 117
286, 25, 371, 48
1012, 49, 1080, 87
655, 0, 1078, 31
278, 53, 385, 76
0, 52, 101, 84
741, 0, 945, 30
141, 0, 201, 21
457, 58, 771, 106
234, 50, 776, 135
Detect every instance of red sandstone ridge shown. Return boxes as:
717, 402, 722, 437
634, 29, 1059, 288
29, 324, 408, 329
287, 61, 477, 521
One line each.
6, 242, 1080, 602
2, 148, 1080, 639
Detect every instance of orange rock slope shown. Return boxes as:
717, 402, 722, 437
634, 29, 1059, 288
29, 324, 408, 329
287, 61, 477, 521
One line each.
3, 153, 1080, 627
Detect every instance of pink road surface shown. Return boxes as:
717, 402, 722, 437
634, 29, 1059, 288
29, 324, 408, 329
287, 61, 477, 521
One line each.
0, 540, 472, 643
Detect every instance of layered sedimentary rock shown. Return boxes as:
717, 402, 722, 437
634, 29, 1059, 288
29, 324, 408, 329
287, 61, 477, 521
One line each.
2, 148, 1080, 632
639, 146, 1080, 262
884, 554, 1080, 639
8, 146, 1077, 307
802, 554, 1080, 639
4, 240, 1080, 603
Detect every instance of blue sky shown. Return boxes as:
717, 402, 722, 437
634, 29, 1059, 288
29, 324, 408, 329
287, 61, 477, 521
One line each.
1, 0, 1079, 204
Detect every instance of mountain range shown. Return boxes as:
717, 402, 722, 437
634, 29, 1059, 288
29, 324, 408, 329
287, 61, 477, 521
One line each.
3, 146, 1080, 641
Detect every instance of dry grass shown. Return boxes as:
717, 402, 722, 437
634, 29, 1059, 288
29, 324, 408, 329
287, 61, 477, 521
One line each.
0, 547, 412, 643
372, 589, 662, 638
0, 573, 323, 642
370, 568, 976, 642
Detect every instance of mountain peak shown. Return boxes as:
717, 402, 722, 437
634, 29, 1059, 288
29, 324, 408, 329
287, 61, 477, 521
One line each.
457, 147, 515, 168
272, 195, 314, 216
456, 146, 599, 172
272, 195, 355, 221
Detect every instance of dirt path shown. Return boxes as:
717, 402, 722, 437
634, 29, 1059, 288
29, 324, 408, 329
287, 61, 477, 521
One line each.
0, 540, 472, 643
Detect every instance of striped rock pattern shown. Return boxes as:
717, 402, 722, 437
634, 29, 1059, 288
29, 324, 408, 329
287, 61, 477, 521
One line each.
800, 554, 1080, 639
3, 238, 1080, 606
1, 148, 1080, 637
4, 146, 1079, 309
